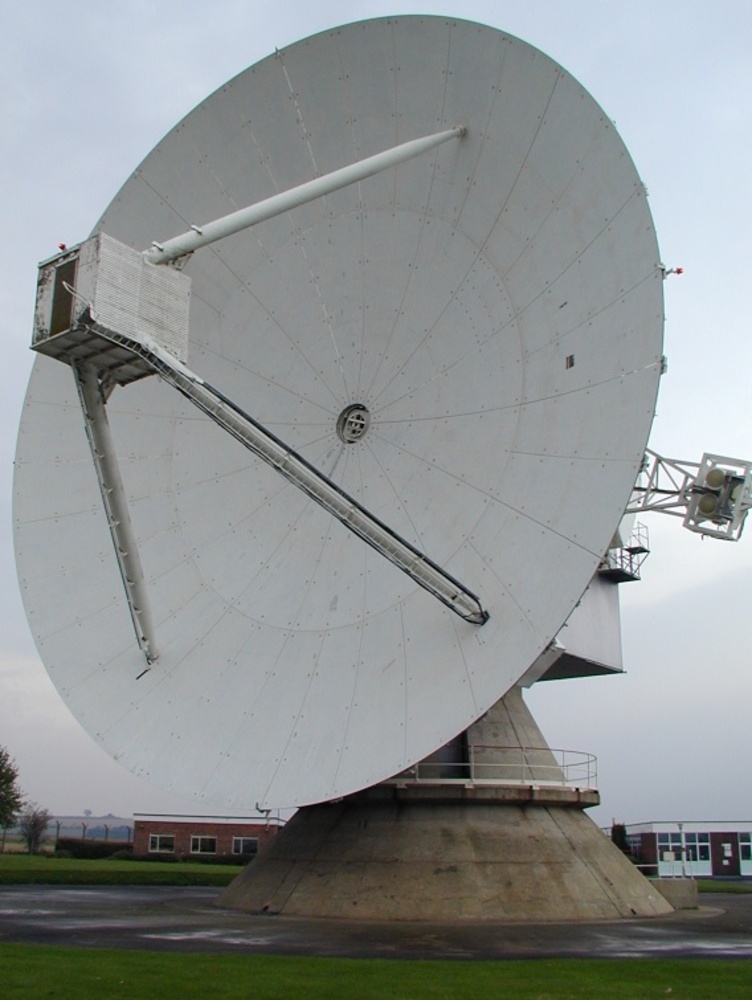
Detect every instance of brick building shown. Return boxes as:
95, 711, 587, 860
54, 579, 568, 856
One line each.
625, 821, 752, 878
133, 814, 281, 859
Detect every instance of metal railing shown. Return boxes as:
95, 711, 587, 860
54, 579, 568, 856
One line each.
386, 745, 597, 790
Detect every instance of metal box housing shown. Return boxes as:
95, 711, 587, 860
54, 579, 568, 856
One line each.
32, 233, 190, 384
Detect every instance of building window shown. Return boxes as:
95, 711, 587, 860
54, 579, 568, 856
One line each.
740, 834, 751, 861
190, 836, 217, 855
149, 834, 175, 853
232, 836, 259, 856
657, 832, 679, 860
657, 831, 710, 862
683, 832, 710, 862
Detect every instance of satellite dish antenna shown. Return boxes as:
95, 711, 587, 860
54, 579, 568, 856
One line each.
15, 16, 664, 813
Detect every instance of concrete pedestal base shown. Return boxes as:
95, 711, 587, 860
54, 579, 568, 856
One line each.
219, 791, 672, 921
220, 690, 672, 922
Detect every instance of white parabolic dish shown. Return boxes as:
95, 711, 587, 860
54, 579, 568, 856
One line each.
14, 17, 664, 810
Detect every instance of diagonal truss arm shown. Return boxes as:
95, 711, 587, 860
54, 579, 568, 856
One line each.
83, 325, 490, 628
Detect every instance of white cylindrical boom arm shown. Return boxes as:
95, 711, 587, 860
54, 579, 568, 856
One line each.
144, 127, 465, 264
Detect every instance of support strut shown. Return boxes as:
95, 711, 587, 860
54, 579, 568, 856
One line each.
74, 365, 159, 667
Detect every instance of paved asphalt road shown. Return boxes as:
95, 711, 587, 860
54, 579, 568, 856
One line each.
2, 886, 752, 959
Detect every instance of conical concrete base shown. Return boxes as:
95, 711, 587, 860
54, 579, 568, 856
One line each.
220, 690, 673, 922
219, 793, 671, 921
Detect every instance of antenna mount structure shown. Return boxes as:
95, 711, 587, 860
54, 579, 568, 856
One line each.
19, 13, 745, 924
628, 449, 752, 541
14, 16, 669, 814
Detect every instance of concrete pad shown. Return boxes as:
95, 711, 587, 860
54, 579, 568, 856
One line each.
2, 885, 751, 958
653, 878, 699, 909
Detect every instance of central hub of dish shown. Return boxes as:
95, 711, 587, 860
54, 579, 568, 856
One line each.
337, 403, 371, 443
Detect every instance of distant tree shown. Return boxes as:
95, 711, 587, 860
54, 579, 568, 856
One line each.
0, 746, 24, 844
18, 803, 52, 855
611, 821, 632, 856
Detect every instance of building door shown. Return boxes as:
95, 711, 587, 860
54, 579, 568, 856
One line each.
711, 834, 741, 876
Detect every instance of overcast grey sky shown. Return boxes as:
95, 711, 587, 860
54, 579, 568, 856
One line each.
2, 0, 750, 825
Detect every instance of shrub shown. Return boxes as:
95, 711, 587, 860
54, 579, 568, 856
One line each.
55, 838, 133, 860
182, 853, 251, 866
129, 852, 179, 863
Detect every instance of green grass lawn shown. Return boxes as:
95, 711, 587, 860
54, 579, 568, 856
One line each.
4, 852, 751, 892
697, 878, 752, 893
2, 946, 751, 999
0, 852, 241, 886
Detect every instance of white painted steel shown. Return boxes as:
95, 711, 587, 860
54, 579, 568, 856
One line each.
74, 366, 159, 665
385, 746, 598, 790
627, 449, 752, 539
14, 17, 664, 810
87, 322, 488, 623
144, 127, 465, 264
33, 234, 190, 362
